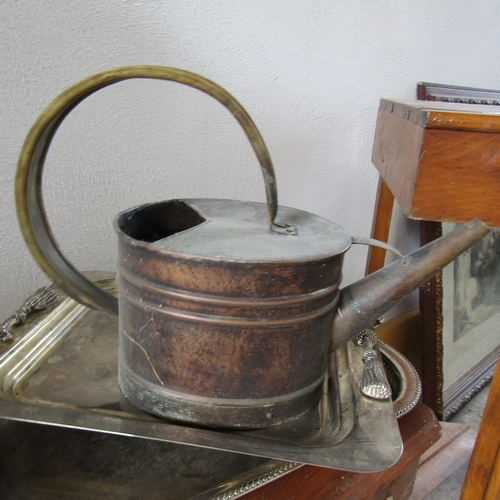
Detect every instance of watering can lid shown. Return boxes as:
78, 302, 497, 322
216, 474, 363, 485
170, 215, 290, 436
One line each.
136, 199, 352, 262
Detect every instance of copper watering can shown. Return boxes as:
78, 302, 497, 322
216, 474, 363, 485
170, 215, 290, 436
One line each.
16, 66, 489, 429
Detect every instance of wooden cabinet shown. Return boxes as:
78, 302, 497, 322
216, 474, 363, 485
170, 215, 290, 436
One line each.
372, 98, 500, 227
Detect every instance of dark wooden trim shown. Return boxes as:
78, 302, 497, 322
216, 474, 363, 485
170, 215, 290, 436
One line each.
419, 221, 443, 418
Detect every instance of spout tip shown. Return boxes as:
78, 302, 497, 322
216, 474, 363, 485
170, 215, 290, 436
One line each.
465, 218, 490, 230
463, 219, 491, 241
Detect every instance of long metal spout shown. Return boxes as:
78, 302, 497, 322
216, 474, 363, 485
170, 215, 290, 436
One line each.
330, 219, 490, 353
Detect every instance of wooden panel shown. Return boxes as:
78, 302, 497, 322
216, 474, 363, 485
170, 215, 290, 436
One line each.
375, 306, 422, 375
372, 99, 500, 226
240, 403, 441, 500
411, 128, 500, 225
460, 359, 500, 499
365, 178, 395, 275
372, 105, 425, 217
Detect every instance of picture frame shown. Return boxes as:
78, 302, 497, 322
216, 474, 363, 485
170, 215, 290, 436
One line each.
420, 221, 500, 420
417, 81, 500, 106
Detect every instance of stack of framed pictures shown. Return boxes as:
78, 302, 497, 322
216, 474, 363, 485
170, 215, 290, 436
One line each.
418, 82, 500, 420
370, 82, 500, 420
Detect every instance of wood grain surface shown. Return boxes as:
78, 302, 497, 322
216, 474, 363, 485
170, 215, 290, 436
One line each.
460, 359, 500, 499
372, 99, 500, 226
365, 178, 395, 276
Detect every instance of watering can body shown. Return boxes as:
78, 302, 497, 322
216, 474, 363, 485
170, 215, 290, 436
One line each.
116, 198, 350, 427
15, 66, 490, 429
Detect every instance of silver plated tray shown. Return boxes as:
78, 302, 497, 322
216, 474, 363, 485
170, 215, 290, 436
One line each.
0, 275, 404, 478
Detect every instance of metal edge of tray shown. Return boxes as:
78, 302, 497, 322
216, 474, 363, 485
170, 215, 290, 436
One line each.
195, 343, 421, 500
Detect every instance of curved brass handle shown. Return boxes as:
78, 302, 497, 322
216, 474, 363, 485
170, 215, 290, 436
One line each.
16, 66, 278, 315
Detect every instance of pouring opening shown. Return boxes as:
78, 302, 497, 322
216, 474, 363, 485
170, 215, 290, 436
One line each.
118, 200, 206, 243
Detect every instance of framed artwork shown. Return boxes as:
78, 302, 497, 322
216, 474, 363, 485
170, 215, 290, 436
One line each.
420, 222, 500, 420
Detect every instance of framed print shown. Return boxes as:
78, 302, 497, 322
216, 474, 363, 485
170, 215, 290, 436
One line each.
420, 221, 500, 420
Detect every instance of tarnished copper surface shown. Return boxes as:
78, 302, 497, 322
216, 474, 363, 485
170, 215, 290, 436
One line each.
116, 199, 346, 428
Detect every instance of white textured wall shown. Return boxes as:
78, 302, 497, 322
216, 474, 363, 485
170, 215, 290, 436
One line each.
1, 1, 500, 321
